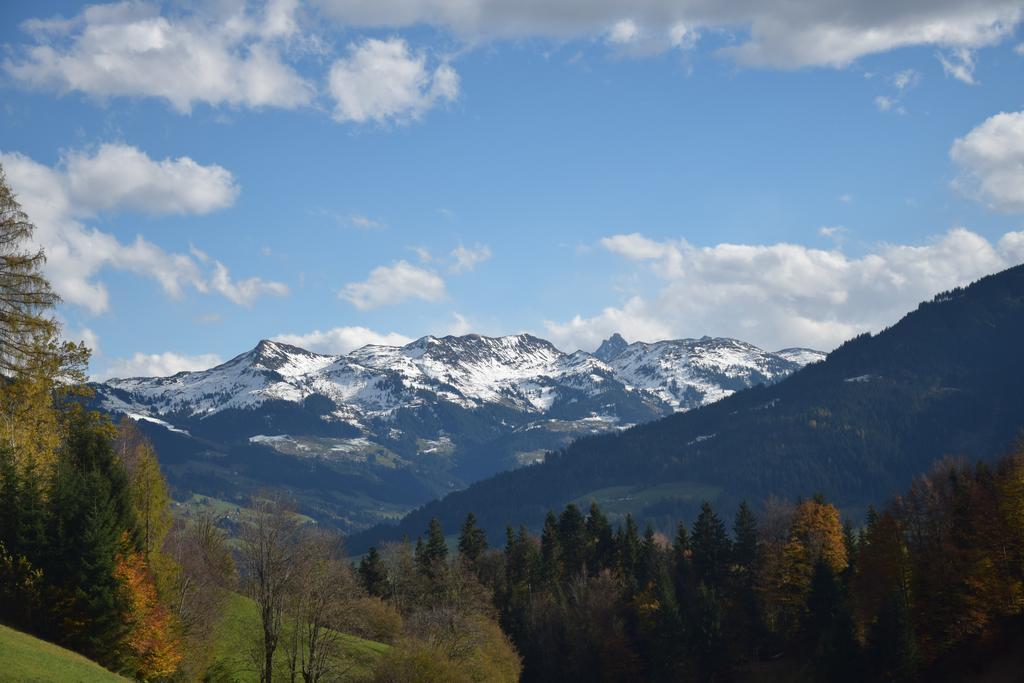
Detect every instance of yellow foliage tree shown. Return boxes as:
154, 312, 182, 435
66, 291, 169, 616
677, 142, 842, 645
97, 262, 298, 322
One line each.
115, 545, 183, 679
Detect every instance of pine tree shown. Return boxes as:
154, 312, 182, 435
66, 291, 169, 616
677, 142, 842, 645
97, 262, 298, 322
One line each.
557, 503, 587, 578
732, 501, 759, 572
585, 501, 615, 574
614, 516, 638, 585
540, 511, 561, 584
358, 546, 388, 597
638, 525, 662, 591
417, 517, 448, 581
691, 502, 731, 591
866, 590, 919, 682
458, 512, 487, 568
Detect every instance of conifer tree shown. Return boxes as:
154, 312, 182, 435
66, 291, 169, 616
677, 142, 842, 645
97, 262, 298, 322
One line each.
540, 511, 561, 584
585, 501, 615, 574
557, 503, 587, 578
691, 501, 731, 591
359, 546, 388, 597
458, 512, 487, 567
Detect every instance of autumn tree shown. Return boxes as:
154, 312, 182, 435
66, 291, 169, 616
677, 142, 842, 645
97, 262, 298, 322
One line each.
0, 164, 89, 474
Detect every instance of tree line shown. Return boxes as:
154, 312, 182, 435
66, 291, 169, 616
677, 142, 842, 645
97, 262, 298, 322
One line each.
359, 443, 1024, 681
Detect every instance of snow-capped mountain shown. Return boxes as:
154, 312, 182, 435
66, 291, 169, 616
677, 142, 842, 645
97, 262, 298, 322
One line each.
99, 333, 822, 426
94, 333, 823, 532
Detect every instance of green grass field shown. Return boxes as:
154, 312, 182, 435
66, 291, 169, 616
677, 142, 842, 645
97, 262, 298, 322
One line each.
207, 592, 389, 682
572, 481, 723, 519
0, 623, 127, 682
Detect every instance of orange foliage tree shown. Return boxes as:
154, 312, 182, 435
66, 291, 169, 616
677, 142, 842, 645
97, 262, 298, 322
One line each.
115, 542, 183, 679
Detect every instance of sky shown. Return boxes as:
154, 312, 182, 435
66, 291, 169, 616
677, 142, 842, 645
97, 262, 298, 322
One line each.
1, 0, 1023, 379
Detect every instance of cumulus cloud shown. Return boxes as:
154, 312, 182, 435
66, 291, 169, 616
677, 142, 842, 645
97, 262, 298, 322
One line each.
328, 38, 459, 123
96, 351, 223, 380
5, 0, 314, 113
448, 243, 491, 274
1, 145, 287, 313
315, 0, 1022, 68
545, 228, 1024, 353
273, 326, 413, 354
65, 143, 238, 214
339, 260, 446, 309
951, 111, 1024, 212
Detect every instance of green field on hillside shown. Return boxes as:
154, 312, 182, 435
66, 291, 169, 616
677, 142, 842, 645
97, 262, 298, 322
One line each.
207, 592, 389, 681
0, 623, 127, 682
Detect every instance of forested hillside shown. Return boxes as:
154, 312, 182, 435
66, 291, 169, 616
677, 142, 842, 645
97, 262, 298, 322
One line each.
350, 263, 1024, 551
365, 444, 1024, 681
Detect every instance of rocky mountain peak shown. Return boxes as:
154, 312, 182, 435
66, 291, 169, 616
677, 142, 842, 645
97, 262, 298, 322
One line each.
594, 333, 629, 362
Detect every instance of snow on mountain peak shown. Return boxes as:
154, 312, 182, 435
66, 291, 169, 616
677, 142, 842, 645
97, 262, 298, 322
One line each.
97, 332, 822, 425
594, 333, 629, 362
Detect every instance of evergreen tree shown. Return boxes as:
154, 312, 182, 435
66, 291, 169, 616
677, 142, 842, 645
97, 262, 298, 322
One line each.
672, 522, 695, 607
638, 524, 661, 590
416, 517, 448, 580
618, 515, 640, 578
585, 501, 615, 574
866, 590, 919, 683
540, 511, 561, 584
730, 501, 763, 663
732, 501, 759, 572
457, 512, 487, 570
691, 502, 731, 591
358, 546, 388, 597
557, 503, 587, 578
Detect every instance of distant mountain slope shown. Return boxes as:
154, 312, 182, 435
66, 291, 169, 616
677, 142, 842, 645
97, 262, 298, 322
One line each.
94, 333, 820, 532
348, 264, 1024, 552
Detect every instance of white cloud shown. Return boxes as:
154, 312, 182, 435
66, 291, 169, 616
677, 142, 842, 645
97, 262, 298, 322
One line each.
891, 68, 920, 91
447, 311, 473, 335
818, 226, 847, 239
339, 260, 446, 309
951, 111, 1024, 212
937, 47, 978, 84
5, 0, 314, 113
96, 351, 223, 380
349, 214, 386, 230
448, 243, 491, 273
1016, 43, 1024, 55
1, 145, 287, 313
327, 38, 459, 124
874, 95, 895, 112
838, 194, 853, 204
545, 228, 1024, 353
210, 261, 289, 306
315, 0, 1022, 68
607, 19, 640, 45
64, 144, 238, 215
273, 326, 412, 354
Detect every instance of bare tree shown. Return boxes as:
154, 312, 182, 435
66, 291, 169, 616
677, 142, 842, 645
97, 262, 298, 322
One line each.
285, 527, 356, 683
164, 512, 236, 678
241, 493, 303, 682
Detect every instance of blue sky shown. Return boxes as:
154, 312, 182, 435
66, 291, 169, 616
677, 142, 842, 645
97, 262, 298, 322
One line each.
1, 0, 1023, 378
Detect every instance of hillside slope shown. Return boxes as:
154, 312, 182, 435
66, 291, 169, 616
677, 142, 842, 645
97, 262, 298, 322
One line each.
0, 623, 127, 682
349, 263, 1024, 551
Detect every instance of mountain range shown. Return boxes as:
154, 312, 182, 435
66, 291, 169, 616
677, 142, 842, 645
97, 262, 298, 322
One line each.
347, 263, 1024, 552
93, 333, 822, 532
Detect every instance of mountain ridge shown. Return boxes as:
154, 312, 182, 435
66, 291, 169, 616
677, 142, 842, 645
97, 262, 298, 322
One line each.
347, 263, 1024, 552
93, 331, 823, 533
